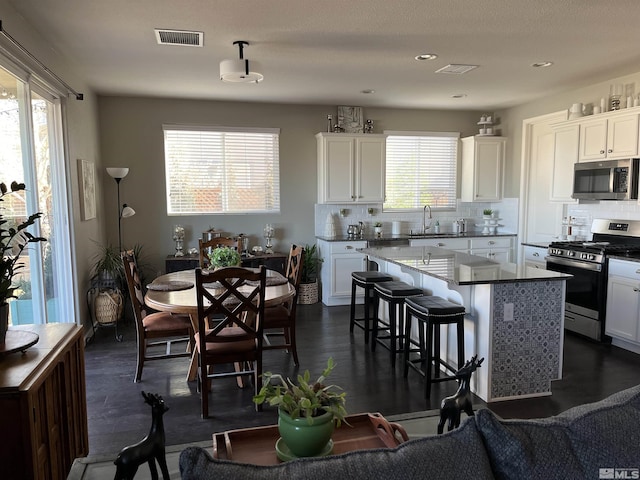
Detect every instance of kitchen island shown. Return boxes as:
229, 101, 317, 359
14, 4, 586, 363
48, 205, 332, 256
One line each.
360, 246, 571, 402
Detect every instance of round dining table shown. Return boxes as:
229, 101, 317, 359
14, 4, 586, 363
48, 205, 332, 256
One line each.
145, 268, 295, 382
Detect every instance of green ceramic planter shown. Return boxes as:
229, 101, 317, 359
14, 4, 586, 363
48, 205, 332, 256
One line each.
278, 408, 335, 457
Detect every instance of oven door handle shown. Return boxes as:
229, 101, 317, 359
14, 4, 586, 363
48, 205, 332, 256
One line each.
545, 256, 602, 272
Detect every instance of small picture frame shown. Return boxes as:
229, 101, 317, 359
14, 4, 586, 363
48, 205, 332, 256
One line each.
338, 106, 364, 133
78, 159, 96, 221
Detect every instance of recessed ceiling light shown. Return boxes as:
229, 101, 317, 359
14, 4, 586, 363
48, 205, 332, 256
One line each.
532, 61, 553, 68
415, 53, 438, 61
361, 89, 376, 94
451, 94, 467, 99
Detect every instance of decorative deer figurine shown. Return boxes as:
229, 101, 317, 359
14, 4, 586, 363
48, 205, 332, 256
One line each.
437, 355, 484, 434
114, 391, 170, 480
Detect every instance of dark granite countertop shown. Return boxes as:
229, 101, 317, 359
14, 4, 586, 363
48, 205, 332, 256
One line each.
359, 246, 571, 285
521, 242, 550, 249
316, 232, 517, 242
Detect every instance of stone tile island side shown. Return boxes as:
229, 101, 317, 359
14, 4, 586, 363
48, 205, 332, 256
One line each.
360, 246, 571, 403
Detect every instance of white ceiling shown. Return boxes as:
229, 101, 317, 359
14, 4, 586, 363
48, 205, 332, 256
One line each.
7, 0, 640, 110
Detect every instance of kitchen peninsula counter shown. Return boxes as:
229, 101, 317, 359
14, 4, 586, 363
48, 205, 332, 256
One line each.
359, 246, 569, 403
360, 246, 569, 285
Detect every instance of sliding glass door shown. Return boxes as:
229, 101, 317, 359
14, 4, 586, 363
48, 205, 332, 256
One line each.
0, 63, 74, 325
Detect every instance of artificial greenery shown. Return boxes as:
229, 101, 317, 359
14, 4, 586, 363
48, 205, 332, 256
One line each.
483, 209, 493, 216
0, 181, 47, 304
374, 222, 382, 228
301, 244, 322, 283
253, 357, 348, 426
208, 246, 241, 268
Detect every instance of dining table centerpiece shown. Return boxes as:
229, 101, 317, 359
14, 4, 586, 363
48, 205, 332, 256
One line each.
253, 357, 348, 460
207, 246, 241, 270
0, 181, 47, 342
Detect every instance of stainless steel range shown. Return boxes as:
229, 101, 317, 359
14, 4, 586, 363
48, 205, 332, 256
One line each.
546, 218, 640, 341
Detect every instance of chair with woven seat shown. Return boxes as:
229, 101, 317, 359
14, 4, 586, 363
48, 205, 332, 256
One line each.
371, 281, 423, 367
122, 251, 193, 383
198, 237, 240, 268
262, 244, 304, 365
194, 265, 266, 419
350, 270, 394, 343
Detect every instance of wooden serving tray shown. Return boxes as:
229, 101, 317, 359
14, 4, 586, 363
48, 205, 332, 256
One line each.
212, 412, 408, 465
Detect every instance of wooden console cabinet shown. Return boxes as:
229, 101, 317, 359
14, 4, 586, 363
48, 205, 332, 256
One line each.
0, 323, 88, 480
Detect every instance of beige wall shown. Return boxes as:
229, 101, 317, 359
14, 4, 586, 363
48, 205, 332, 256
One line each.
0, 2, 104, 329
97, 96, 482, 275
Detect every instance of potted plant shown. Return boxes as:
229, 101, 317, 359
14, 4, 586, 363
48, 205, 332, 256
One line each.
207, 246, 241, 269
89, 242, 126, 328
0, 181, 47, 341
482, 209, 493, 219
253, 357, 348, 458
299, 244, 322, 304
374, 222, 383, 237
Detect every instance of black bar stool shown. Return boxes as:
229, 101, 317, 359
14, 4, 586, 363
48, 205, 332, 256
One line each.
371, 281, 423, 367
350, 271, 394, 343
403, 296, 466, 399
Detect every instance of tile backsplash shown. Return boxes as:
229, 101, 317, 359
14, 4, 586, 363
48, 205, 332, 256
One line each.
315, 198, 519, 237
566, 200, 640, 240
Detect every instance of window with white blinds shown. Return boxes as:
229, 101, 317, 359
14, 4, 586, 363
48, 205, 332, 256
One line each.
383, 131, 459, 211
163, 125, 280, 214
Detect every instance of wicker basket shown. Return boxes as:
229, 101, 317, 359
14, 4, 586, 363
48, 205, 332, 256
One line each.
94, 289, 124, 325
298, 280, 319, 305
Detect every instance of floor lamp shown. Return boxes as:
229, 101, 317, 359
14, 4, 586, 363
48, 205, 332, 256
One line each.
106, 168, 136, 253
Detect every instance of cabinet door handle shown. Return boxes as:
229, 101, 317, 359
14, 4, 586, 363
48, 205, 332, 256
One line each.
345, 245, 353, 250
600, 149, 605, 154
488, 240, 495, 245
533, 252, 540, 257
634, 288, 640, 292
437, 243, 445, 247
608, 149, 613, 154
635, 269, 640, 274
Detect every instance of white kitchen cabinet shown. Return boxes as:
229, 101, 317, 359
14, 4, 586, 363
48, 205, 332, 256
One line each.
317, 239, 367, 306
523, 245, 547, 269
606, 259, 640, 347
460, 136, 506, 202
316, 133, 386, 204
578, 113, 639, 162
550, 124, 579, 202
469, 237, 513, 263
409, 237, 469, 252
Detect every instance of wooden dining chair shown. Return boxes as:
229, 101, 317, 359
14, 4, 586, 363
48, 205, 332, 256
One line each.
262, 244, 305, 365
194, 265, 267, 418
122, 251, 193, 383
198, 237, 240, 268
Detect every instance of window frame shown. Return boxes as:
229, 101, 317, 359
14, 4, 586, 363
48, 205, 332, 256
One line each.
162, 124, 281, 216
383, 130, 460, 212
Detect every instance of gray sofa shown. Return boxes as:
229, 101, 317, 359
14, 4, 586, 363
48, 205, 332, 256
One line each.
179, 384, 640, 480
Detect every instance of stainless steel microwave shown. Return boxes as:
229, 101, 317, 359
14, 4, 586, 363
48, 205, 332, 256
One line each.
572, 158, 639, 200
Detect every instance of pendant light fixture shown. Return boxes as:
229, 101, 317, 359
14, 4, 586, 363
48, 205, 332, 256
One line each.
220, 40, 264, 83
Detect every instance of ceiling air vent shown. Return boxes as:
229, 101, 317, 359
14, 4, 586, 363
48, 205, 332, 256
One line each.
155, 29, 203, 47
435, 64, 478, 74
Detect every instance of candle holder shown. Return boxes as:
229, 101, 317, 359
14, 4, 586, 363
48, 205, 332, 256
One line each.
173, 225, 185, 257
263, 223, 274, 254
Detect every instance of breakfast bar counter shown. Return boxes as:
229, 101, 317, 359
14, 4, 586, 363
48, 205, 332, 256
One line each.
359, 246, 571, 402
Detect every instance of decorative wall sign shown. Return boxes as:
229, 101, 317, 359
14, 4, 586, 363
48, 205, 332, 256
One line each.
78, 159, 96, 220
338, 106, 364, 133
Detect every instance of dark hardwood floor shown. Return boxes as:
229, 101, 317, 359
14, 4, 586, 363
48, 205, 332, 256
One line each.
84, 303, 640, 457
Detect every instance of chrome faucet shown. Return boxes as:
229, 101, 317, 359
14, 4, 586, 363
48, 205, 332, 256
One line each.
423, 205, 432, 233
